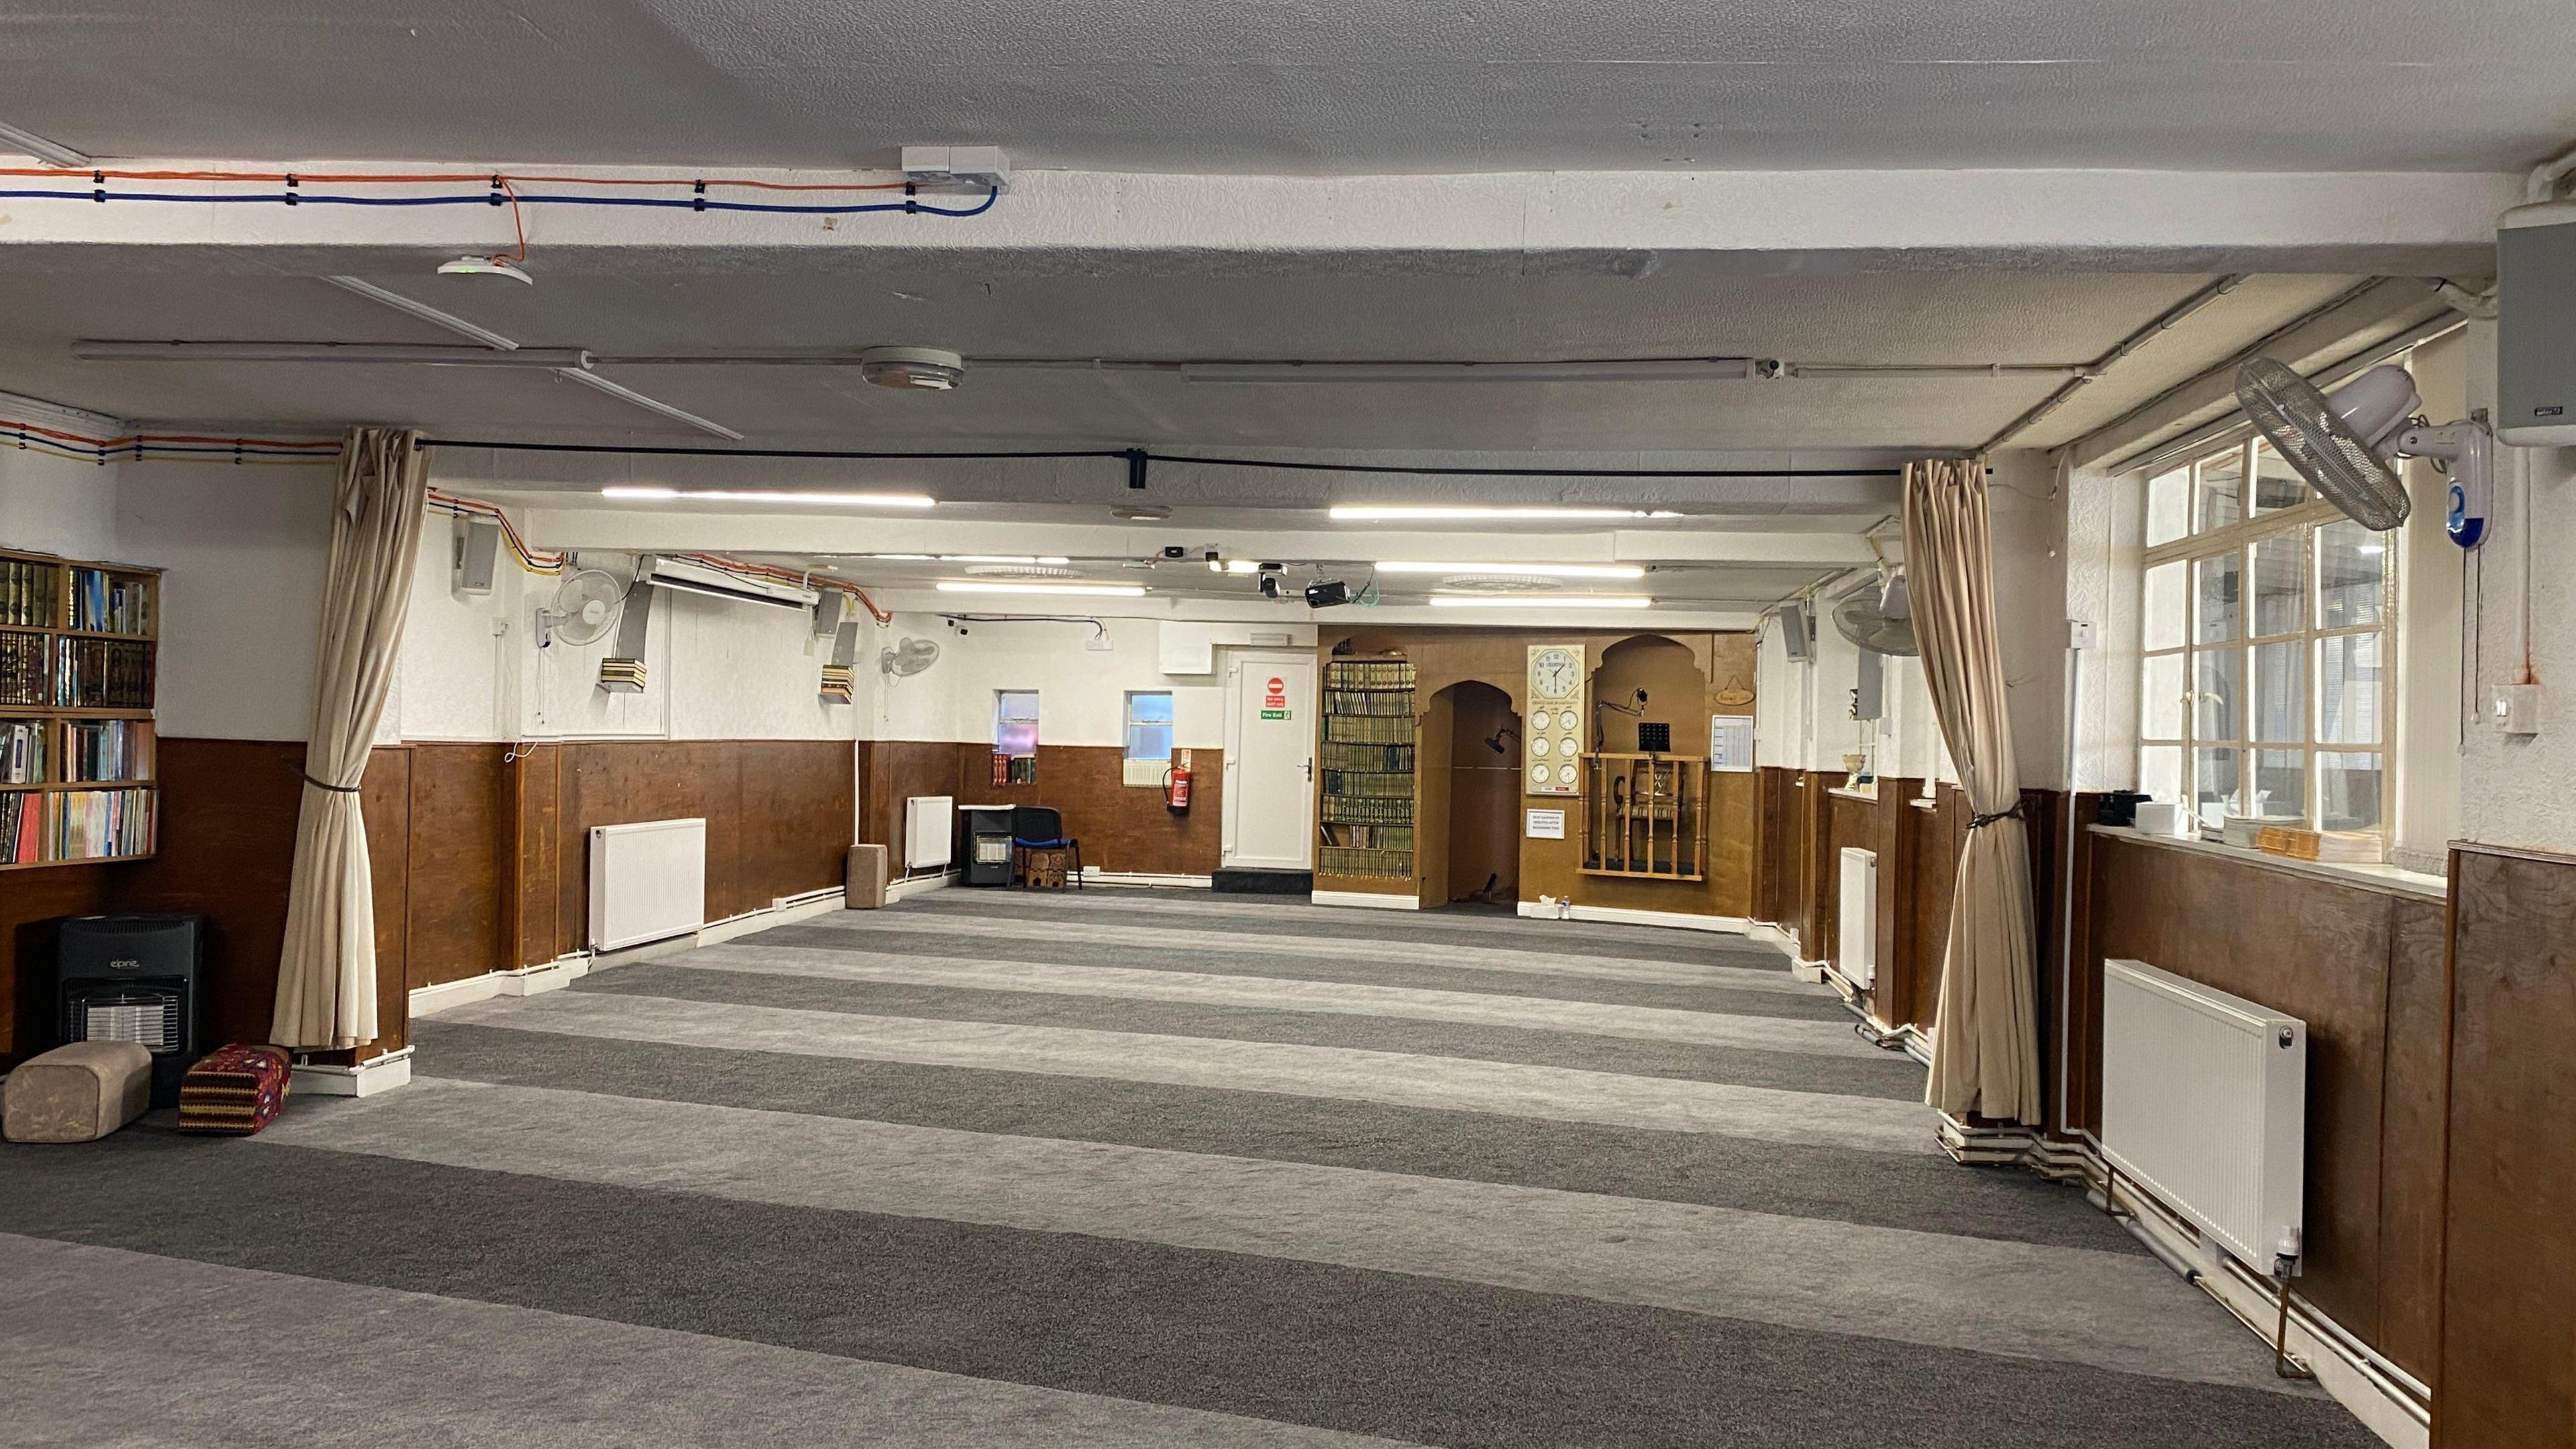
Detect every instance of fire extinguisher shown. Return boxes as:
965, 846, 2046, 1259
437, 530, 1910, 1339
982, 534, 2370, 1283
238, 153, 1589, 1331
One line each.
1165, 760, 1193, 813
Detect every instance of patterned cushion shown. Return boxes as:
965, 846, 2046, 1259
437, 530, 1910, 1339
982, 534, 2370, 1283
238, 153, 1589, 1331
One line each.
176, 1044, 292, 1136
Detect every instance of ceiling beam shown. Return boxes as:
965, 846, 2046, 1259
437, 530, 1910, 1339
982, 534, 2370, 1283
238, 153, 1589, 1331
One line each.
0, 161, 2516, 275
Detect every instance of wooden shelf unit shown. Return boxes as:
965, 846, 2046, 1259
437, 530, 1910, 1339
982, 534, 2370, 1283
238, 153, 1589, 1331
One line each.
0, 546, 162, 871
1578, 753, 1710, 881
1317, 657, 1417, 881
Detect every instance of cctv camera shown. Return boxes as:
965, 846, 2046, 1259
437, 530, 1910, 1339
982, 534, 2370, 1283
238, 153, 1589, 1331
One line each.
1160, 545, 1187, 561
1259, 574, 1284, 599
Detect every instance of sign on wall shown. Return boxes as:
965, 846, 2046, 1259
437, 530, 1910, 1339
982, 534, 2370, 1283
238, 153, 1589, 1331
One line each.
1525, 808, 1566, 839
1260, 675, 1290, 720
1709, 714, 1756, 772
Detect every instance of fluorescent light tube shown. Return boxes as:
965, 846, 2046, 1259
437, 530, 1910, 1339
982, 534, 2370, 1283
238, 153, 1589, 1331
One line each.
602, 487, 934, 508
321, 276, 521, 350
1329, 504, 1681, 522
936, 582, 1146, 598
74, 341, 586, 367
1428, 594, 1653, 609
1375, 561, 1646, 579
1181, 359, 1751, 384
933, 555, 1072, 565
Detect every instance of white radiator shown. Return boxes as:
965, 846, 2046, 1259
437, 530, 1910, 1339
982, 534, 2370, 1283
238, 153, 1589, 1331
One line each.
2101, 958, 2307, 1272
588, 818, 708, 951
1837, 847, 1877, 988
905, 795, 955, 870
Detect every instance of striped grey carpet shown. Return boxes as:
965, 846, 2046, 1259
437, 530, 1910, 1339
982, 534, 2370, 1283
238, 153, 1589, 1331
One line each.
0, 888, 2377, 1448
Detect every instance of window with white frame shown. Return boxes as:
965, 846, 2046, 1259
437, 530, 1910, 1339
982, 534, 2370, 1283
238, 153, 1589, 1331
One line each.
994, 690, 1040, 757
2137, 433, 2394, 846
1124, 690, 1175, 773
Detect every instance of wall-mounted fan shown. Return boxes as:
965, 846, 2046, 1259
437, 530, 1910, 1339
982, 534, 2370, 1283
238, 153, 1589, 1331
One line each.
1831, 565, 1918, 656
879, 637, 942, 676
535, 569, 627, 647
2234, 358, 2493, 546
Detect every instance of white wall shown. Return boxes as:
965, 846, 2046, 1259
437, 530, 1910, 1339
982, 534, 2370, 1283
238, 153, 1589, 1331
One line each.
114, 468, 331, 742
865, 613, 1230, 748
2460, 318, 2576, 853
0, 446, 120, 561
2392, 329, 2468, 871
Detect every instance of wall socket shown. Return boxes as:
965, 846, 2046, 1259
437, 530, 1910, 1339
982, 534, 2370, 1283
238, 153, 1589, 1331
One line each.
2493, 683, 2544, 735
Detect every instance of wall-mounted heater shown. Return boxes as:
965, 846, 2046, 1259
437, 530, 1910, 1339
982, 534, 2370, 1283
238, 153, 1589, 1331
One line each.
2101, 958, 2306, 1273
635, 554, 819, 610
1835, 848, 1878, 989
906, 796, 955, 871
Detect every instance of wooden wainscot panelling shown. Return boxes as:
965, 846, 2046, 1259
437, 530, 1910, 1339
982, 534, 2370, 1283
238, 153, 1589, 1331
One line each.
0, 859, 113, 1063
400, 743, 509, 991
859, 739, 962, 861
2377, 894, 2449, 1385
2436, 843, 2576, 1446
506, 744, 562, 969
1864, 778, 1924, 1028
2086, 833, 2402, 1347
954, 743, 1224, 878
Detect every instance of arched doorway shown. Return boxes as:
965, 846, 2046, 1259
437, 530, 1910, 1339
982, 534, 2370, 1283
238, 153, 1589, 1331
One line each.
1424, 679, 1521, 907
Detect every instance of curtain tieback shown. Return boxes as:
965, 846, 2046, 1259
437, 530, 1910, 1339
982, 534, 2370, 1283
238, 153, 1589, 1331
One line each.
1967, 801, 2026, 830
299, 772, 362, 796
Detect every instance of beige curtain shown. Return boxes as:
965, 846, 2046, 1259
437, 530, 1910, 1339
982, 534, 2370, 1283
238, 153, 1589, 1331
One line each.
1903, 457, 2044, 1124
271, 428, 427, 1049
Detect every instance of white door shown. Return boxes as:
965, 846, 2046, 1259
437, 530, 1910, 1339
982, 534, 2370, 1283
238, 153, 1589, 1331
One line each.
1223, 653, 1316, 870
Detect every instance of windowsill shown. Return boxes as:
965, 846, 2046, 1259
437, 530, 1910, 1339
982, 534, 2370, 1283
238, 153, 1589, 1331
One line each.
2089, 824, 2446, 902
1827, 784, 1878, 802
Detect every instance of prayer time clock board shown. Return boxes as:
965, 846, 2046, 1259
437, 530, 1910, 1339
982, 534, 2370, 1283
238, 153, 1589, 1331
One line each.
1525, 643, 1585, 796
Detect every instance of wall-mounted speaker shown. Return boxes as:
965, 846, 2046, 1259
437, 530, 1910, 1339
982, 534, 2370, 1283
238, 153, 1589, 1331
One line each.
2500, 201, 2576, 446
1780, 600, 1815, 663
452, 518, 502, 596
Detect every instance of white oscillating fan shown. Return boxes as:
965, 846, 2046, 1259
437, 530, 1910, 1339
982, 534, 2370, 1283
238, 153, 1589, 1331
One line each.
1831, 565, 1919, 657
536, 569, 627, 647
879, 637, 942, 676
2234, 358, 2493, 546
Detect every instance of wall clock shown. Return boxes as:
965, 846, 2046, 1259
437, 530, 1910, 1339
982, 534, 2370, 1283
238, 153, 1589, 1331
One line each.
1525, 643, 1585, 796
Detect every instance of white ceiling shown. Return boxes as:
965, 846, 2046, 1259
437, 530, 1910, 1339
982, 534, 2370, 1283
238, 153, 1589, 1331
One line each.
0, 260, 2385, 453
3, 0, 2573, 174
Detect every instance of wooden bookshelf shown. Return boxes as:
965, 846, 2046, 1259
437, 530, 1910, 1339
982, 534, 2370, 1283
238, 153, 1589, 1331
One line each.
1317, 657, 1417, 881
0, 545, 162, 871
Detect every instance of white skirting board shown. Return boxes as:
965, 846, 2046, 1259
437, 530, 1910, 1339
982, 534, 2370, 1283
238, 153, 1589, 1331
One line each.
885, 871, 956, 904
409, 891, 851, 1023
2025, 1132, 2428, 1449
1514, 902, 1750, 934
290, 1046, 413, 1099
1311, 890, 1419, 910
1081, 867, 1214, 889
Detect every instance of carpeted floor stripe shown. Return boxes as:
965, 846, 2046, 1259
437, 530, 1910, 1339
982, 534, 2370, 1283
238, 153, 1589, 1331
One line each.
794, 912, 1815, 994
409, 1019, 2125, 1247
571, 963, 1926, 1099
429, 991, 1938, 1153
266, 1076, 2291, 1393
755, 921, 1849, 1019
0, 1139, 2373, 1449
0, 1233, 1417, 1449
898, 891, 1782, 962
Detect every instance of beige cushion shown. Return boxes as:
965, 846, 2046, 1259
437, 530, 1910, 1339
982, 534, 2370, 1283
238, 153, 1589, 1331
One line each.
846, 843, 889, 909
4, 1040, 153, 1144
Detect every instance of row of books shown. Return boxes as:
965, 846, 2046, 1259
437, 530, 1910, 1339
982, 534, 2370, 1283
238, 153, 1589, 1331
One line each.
1322, 824, 1413, 851
0, 787, 152, 865
1320, 794, 1413, 825
1324, 713, 1414, 745
1324, 661, 1416, 690
1322, 768, 1414, 799
1319, 845, 1412, 878
52, 637, 155, 709
991, 752, 1038, 786
61, 719, 155, 783
0, 559, 60, 628
1324, 689, 1415, 717
68, 568, 152, 636
1322, 741, 1414, 773
1, 719, 46, 784
0, 633, 42, 706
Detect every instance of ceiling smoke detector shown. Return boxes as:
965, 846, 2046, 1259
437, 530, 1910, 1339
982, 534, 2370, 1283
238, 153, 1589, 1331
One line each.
962, 563, 1075, 580
436, 255, 533, 284
859, 345, 966, 390
1440, 573, 1562, 593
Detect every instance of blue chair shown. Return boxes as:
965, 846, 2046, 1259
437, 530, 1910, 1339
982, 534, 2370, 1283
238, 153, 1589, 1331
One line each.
1010, 806, 1083, 889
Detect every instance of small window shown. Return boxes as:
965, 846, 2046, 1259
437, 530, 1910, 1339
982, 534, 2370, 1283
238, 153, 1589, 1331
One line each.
994, 690, 1039, 757
1124, 691, 1175, 764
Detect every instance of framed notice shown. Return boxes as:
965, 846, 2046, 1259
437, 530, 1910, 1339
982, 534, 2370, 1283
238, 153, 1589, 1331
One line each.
1525, 808, 1566, 840
1709, 714, 1755, 772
